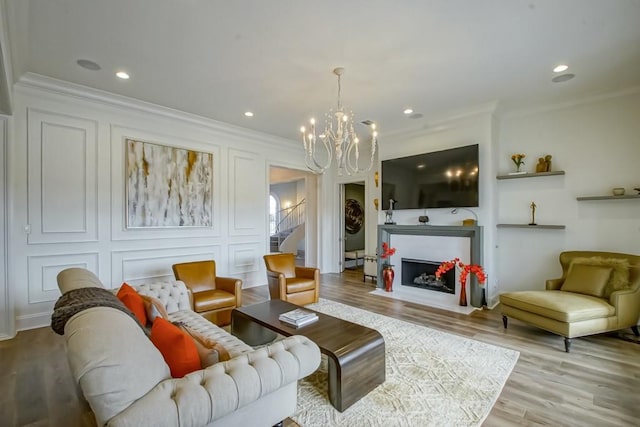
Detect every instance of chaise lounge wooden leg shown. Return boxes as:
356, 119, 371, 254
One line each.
502, 315, 508, 329
632, 325, 639, 337
564, 337, 571, 353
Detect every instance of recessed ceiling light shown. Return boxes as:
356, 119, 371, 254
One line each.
553, 64, 569, 73
403, 108, 414, 115
552, 73, 575, 83
76, 59, 101, 71
244, 111, 254, 117
116, 71, 130, 80
417, 164, 426, 169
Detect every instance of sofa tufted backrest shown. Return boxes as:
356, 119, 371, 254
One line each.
135, 281, 192, 314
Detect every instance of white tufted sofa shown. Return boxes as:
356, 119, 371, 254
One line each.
56, 268, 321, 427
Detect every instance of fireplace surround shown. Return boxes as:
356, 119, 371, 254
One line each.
377, 224, 483, 307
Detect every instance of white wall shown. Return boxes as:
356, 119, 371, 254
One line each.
7, 74, 305, 332
0, 116, 11, 339
377, 110, 499, 304
368, 90, 640, 306
496, 89, 640, 293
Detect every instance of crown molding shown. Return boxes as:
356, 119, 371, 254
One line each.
15, 72, 302, 153
383, 101, 498, 140
501, 85, 640, 119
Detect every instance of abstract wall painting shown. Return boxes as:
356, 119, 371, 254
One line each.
126, 138, 213, 228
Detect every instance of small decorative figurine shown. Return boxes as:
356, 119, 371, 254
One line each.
529, 201, 537, 226
535, 157, 546, 173
385, 199, 397, 224
544, 155, 552, 172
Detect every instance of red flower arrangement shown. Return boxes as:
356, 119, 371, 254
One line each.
380, 242, 396, 265
435, 258, 487, 306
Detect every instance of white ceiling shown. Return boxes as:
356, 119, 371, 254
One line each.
5, 0, 640, 142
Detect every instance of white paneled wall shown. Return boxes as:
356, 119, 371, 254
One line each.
7, 74, 305, 333
27, 109, 99, 243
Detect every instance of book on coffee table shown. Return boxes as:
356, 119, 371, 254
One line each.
278, 308, 318, 327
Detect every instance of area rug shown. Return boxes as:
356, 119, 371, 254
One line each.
291, 299, 519, 427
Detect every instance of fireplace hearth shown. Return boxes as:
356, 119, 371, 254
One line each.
401, 258, 455, 294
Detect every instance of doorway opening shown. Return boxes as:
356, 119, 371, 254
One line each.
268, 166, 317, 267
340, 181, 366, 272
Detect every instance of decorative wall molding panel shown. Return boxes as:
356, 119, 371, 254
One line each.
111, 245, 222, 287
27, 252, 99, 304
27, 109, 98, 244
228, 149, 264, 236
228, 242, 260, 275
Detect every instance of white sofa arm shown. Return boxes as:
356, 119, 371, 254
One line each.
106, 335, 321, 427
135, 281, 192, 314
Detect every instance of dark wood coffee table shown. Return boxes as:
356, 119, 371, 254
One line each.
231, 299, 385, 412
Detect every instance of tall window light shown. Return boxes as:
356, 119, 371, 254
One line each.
269, 194, 279, 235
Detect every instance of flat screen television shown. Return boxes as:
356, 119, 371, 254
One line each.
381, 144, 479, 210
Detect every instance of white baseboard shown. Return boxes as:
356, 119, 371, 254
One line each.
0, 331, 16, 341
16, 311, 51, 332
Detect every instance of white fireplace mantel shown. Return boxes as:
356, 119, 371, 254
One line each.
377, 224, 484, 307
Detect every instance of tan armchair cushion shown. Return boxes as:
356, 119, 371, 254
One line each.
286, 277, 317, 293
561, 264, 612, 298
500, 291, 615, 322
570, 256, 630, 297
192, 289, 236, 312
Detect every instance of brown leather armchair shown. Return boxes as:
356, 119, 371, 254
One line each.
172, 260, 242, 326
263, 253, 319, 306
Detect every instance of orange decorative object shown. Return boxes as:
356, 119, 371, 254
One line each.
150, 318, 201, 378
382, 265, 395, 292
435, 258, 486, 306
116, 282, 148, 325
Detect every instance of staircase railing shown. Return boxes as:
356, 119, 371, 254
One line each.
276, 199, 305, 235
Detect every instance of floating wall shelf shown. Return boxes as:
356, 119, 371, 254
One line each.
497, 224, 566, 229
496, 171, 566, 180
576, 194, 640, 201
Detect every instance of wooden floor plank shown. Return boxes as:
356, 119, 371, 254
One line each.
0, 268, 638, 426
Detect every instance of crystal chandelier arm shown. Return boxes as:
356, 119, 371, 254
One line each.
344, 125, 377, 175
301, 120, 332, 174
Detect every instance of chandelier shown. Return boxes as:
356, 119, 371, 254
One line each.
300, 67, 378, 175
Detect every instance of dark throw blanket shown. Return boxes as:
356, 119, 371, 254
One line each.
51, 287, 146, 335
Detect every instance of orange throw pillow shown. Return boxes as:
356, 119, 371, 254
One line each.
116, 283, 147, 325
150, 318, 201, 378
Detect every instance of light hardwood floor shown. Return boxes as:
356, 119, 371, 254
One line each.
1, 269, 639, 426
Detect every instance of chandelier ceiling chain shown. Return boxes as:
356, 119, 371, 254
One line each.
300, 67, 378, 176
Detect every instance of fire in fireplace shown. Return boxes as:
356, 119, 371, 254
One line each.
401, 258, 455, 294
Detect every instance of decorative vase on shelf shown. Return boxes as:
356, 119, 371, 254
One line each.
510, 153, 526, 175
382, 265, 395, 292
